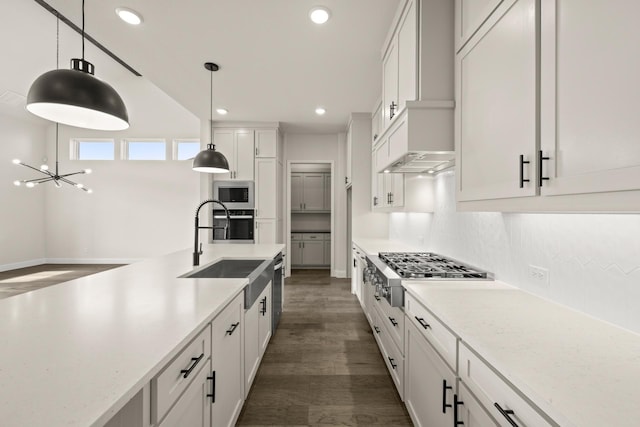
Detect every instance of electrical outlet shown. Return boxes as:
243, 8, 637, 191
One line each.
528, 265, 550, 288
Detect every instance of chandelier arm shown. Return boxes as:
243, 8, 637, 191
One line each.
57, 171, 86, 179
24, 177, 55, 184
58, 177, 80, 187
18, 163, 51, 175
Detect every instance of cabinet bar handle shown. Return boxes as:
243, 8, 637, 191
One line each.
494, 403, 519, 427
442, 380, 453, 413
388, 316, 398, 327
454, 394, 464, 426
374, 326, 381, 334
374, 295, 381, 301
226, 322, 240, 335
390, 192, 394, 204
180, 353, 204, 378
255, 147, 258, 156
519, 155, 530, 188
390, 101, 397, 119
538, 150, 550, 187
388, 356, 397, 369
373, 196, 378, 206
415, 316, 431, 330
345, 177, 348, 184
206, 371, 216, 402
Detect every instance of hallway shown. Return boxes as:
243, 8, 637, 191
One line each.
236, 269, 412, 426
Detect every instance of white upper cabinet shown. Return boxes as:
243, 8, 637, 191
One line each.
372, 100, 383, 145
212, 129, 254, 181
456, 0, 537, 202
291, 173, 330, 212
383, 39, 400, 128
540, 0, 640, 198
255, 129, 277, 158
397, 0, 417, 113
255, 158, 277, 218
454, 0, 504, 52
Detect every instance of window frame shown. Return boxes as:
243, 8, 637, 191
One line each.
70, 138, 116, 161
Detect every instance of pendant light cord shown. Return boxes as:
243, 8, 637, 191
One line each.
210, 69, 214, 147
56, 13, 59, 69
81, 0, 85, 60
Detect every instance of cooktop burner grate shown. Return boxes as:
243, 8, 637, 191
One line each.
378, 252, 489, 279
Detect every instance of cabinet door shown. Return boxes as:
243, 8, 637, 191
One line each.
456, 0, 537, 201
258, 283, 272, 355
323, 173, 331, 210
372, 101, 383, 144
397, 0, 417, 112
455, 0, 504, 51
290, 242, 303, 266
405, 321, 456, 427
158, 360, 212, 427
213, 130, 235, 180
389, 174, 404, 208
302, 174, 325, 211
244, 300, 260, 398
255, 158, 277, 218
255, 219, 276, 244
291, 173, 304, 211
375, 141, 389, 173
383, 38, 399, 128
456, 383, 500, 427
211, 295, 244, 427
346, 126, 352, 185
376, 173, 387, 208
234, 130, 254, 180
301, 241, 324, 265
255, 129, 277, 158
387, 117, 408, 167
324, 240, 331, 267
540, 0, 640, 197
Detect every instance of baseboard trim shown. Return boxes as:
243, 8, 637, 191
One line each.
0, 258, 47, 273
333, 269, 347, 278
45, 258, 139, 265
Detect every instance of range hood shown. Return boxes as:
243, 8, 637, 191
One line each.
386, 151, 455, 174
374, 100, 454, 174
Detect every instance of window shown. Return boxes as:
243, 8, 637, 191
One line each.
72, 139, 115, 160
173, 139, 201, 160
122, 139, 166, 160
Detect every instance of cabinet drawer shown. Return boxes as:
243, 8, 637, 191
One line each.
302, 233, 324, 240
375, 296, 404, 355
291, 233, 303, 241
457, 381, 500, 426
374, 303, 404, 400
459, 343, 554, 427
152, 324, 212, 424
323, 233, 331, 241
405, 293, 457, 371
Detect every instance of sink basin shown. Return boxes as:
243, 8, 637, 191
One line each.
186, 259, 265, 278
182, 258, 275, 309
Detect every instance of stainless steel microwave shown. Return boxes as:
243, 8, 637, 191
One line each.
212, 180, 255, 209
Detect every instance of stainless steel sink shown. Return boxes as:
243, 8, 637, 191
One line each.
181, 258, 274, 309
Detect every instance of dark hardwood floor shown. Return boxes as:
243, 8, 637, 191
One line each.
0, 264, 122, 299
237, 269, 413, 426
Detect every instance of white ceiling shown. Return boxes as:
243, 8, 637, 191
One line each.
29, 0, 401, 133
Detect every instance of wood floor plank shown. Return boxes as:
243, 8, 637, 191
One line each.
236, 269, 412, 426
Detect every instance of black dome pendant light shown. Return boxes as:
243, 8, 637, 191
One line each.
192, 62, 229, 173
26, 0, 129, 131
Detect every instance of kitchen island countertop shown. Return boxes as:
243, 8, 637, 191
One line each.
352, 237, 422, 256
0, 243, 284, 427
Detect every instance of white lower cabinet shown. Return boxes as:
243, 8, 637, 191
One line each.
456, 382, 500, 427
158, 360, 212, 427
211, 293, 244, 427
244, 282, 272, 397
405, 320, 456, 427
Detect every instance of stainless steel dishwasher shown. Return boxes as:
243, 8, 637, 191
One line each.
272, 252, 284, 331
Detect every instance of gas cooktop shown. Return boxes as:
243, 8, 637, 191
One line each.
378, 252, 489, 279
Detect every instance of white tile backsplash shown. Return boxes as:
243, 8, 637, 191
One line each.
389, 171, 640, 334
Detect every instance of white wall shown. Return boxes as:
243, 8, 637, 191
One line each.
389, 171, 640, 334
284, 133, 347, 277
0, 114, 47, 270
44, 78, 200, 262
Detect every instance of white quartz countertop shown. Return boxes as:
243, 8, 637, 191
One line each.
403, 281, 640, 427
352, 238, 422, 256
0, 243, 284, 427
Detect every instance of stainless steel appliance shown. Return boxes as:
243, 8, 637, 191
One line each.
272, 253, 284, 331
366, 252, 492, 307
212, 209, 254, 242
212, 180, 254, 209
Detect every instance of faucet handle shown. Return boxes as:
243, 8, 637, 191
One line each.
199, 243, 203, 255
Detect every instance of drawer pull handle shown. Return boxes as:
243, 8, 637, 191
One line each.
415, 316, 431, 330
226, 322, 240, 335
374, 326, 381, 334
494, 403, 519, 427
388, 356, 397, 370
388, 316, 398, 327
206, 371, 215, 403
454, 394, 464, 426
180, 353, 204, 378
519, 154, 530, 188
260, 296, 268, 316
442, 380, 453, 414
538, 150, 550, 187
374, 295, 381, 301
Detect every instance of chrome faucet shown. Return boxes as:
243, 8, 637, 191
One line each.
194, 199, 230, 266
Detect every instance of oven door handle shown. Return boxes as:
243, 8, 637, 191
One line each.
274, 262, 283, 270
213, 215, 254, 219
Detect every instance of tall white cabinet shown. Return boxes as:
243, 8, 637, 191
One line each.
212, 129, 255, 181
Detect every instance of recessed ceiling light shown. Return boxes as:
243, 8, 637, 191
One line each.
115, 7, 143, 25
216, 108, 228, 115
383, 169, 390, 174
309, 6, 331, 24
428, 170, 435, 174
315, 107, 326, 115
